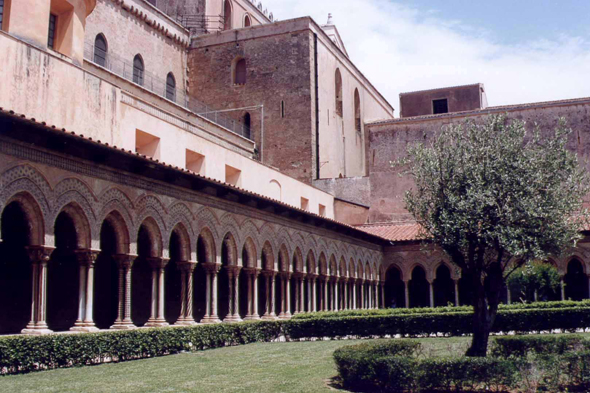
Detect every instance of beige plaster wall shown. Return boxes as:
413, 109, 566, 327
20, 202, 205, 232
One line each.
0, 32, 334, 218
85, 0, 188, 95
206, 0, 271, 30
314, 24, 394, 180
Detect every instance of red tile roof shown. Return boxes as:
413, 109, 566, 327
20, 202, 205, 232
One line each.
357, 222, 424, 242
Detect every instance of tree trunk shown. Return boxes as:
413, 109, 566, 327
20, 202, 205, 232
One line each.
466, 263, 504, 357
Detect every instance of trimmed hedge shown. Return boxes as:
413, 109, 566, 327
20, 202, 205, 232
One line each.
492, 334, 590, 358
2, 304, 590, 376
334, 337, 590, 392
284, 307, 590, 339
292, 299, 590, 320
0, 322, 281, 374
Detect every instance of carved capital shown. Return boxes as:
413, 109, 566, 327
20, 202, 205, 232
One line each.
306, 273, 318, 280
202, 262, 221, 274
280, 272, 291, 280
74, 249, 101, 266
178, 261, 197, 273
113, 254, 137, 269
25, 245, 55, 264
147, 257, 169, 269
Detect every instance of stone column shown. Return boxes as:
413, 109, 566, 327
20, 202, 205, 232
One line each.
262, 271, 275, 319
146, 257, 169, 327
454, 280, 460, 307
280, 273, 291, 319
323, 277, 328, 311
334, 278, 339, 311
360, 280, 365, 309
587, 275, 590, 300
352, 279, 357, 309
506, 285, 511, 305
201, 263, 221, 323
271, 272, 277, 317
111, 254, 137, 329
404, 280, 410, 308
299, 277, 304, 313
71, 249, 100, 332
560, 276, 566, 301
22, 246, 55, 334
176, 261, 197, 325
293, 275, 300, 314
244, 268, 255, 320
428, 280, 434, 308
232, 266, 242, 321
380, 281, 385, 309
223, 266, 241, 323
253, 269, 260, 319
310, 275, 317, 312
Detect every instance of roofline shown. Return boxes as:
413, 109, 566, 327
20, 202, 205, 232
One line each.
0, 108, 389, 246
399, 83, 484, 96
368, 96, 590, 127
191, 16, 394, 113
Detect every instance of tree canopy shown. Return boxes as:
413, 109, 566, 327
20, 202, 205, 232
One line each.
397, 115, 589, 356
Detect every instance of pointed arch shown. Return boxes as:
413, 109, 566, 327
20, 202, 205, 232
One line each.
137, 217, 163, 258
197, 227, 217, 264
4, 191, 45, 246
306, 250, 316, 275
278, 244, 290, 272
292, 247, 304, 273
221, 232, 239, 266
56, 202, 92, 249
242, 237, 258, 268
261, 241, 275, 271
170, 222, 191, 262
102, 210, 131, 255
335, 68, 343, 117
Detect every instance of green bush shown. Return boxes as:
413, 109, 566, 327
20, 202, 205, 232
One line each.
0, 321, 282, 374
333, 340, 523, 392
492, 334, 589, 358
292, 299, 590, 320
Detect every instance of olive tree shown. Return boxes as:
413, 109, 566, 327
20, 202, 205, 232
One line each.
397, 115, 589, 356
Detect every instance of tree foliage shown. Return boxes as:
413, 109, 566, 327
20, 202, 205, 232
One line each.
507, 261, 561, 303
396, 115, 589, 356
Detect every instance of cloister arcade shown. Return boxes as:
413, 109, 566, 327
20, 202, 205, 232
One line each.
0, 164, 384, 335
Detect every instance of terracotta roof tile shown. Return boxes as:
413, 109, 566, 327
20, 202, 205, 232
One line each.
357, 222, 424, 242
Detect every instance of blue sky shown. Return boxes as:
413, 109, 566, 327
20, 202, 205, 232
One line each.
262, 0, 590, 116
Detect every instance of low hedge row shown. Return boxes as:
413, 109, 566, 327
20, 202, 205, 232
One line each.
285, 307, 590, 339
334, 337, 590, 392
292, 299, 590, 320
0, 321, 282, 374
2, 305, 590, 375
491, 334, 590, 358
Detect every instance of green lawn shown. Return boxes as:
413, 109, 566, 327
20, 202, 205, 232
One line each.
0, 336, 474, 393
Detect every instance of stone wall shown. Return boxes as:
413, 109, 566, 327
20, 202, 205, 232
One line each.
188, 27, 315, 183
367, 99, 590, 223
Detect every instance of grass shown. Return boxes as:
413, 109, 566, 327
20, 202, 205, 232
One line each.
0, 336, 472, 393
2, 334, 587, 392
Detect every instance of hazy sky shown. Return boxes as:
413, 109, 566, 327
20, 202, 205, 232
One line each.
261, 0, 590, 115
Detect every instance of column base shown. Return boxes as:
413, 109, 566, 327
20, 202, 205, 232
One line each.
278, 312, 292, 320
244, 315, 261, 321
200, 316, 221, 324
21, 327, 53, 335
145, 319, 169, 327
174, 319, 197, 326
261, 314, 278, 320
110, 321, 137, 330
70, 325, 100, 333
222, 315, 243, 323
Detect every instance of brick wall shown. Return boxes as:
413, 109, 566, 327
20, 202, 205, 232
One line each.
188, 30, 315, 183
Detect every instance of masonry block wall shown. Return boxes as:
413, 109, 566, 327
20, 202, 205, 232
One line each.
188, 30, 316, 183
367, 101, 590, 223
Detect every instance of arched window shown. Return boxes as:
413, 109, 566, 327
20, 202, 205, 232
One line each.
244, 15, 251, 27
354, 88, 361, 132
335, 68, 343, 117
223, 0, 232, 31
133, 55, 144, 86
243, 112, 251, 139
233, 58, 246, 85
166, 72, 176, 102
94, 34, 107, 67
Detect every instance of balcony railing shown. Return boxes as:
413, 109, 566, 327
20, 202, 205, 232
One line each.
83, 42, 253, 140
175, 14, 224, 36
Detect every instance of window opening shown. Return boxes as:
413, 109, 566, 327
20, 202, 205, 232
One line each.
354, 88, 361, 132
0, 0, 5, 30
166, 73, 176, 102
243, 112, 251, 139
433, 99, 448, 114
244, 15, 251, 27
280, 101, 285, 118
335, 68, 343, 117
223, 0, 232, 30
133, 55, 144, 86
234, 58, 246, 85
48, 14, 57, 49
94, 35, 107, 67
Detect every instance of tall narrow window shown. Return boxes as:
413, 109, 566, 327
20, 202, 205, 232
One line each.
234, 58, 246, 85
166, 72, 176, 102
223, 0, 232, 30
243, 112, 251, 139
244, 15, 251, 27
133, 55, 144, 86
0, 0, 5, 30
354, 88, 361, 132
94, 34, 107, 67
280, 101, 285, 118
47, 14, 57, 49
335, 68, 343, 117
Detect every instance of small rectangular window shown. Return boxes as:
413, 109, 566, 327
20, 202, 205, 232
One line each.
319, 204, 326, 217
225, 165, 242, 187
135, 129, 160, 159
433, 99, 448, 115
280, 101, 285, 118
301, 197, 309, 212
48, 14, 57, 49
186, 149, 205, 175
